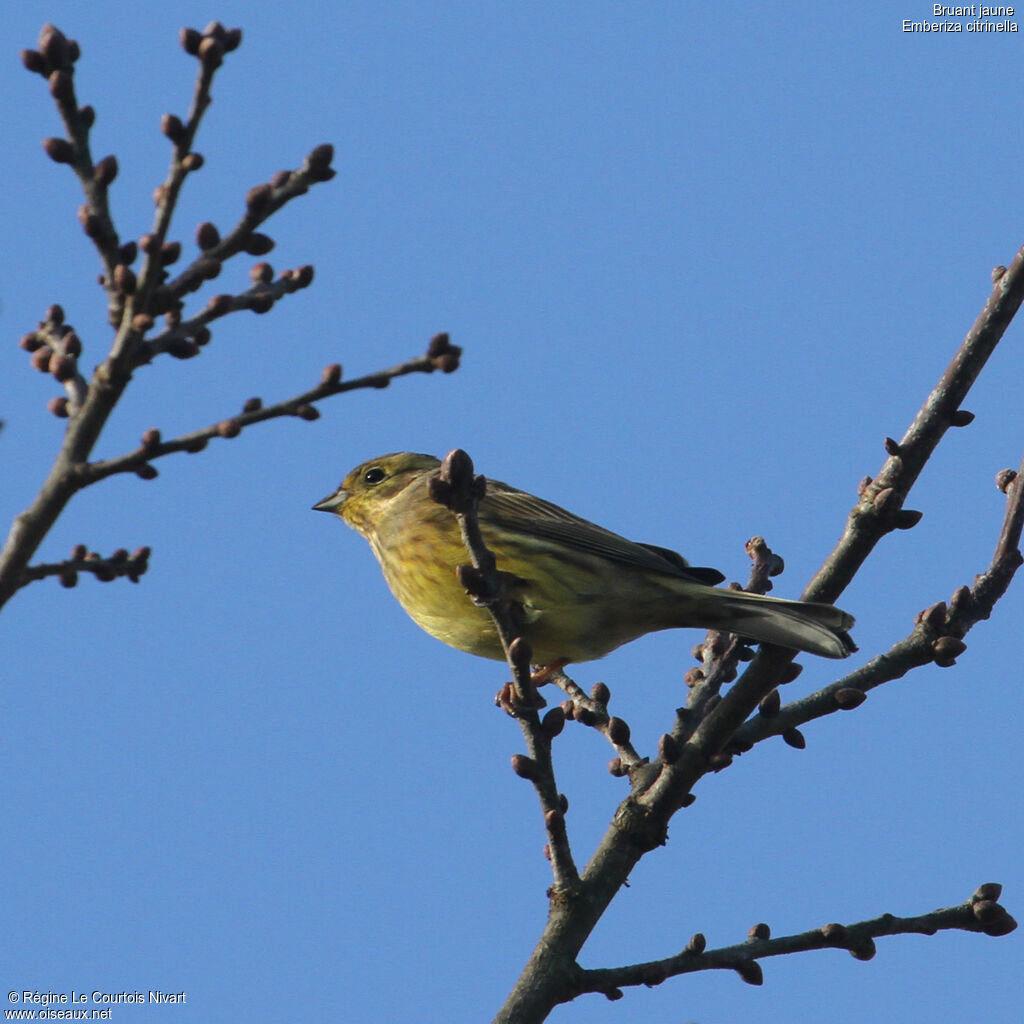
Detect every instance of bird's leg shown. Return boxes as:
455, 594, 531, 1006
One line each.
530, 658, 569, 686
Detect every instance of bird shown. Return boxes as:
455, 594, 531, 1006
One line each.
313, 452, 855, 667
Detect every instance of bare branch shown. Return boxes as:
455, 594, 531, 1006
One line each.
20, 544, 150, 590
429, 450, 581, 892
574, 884, 1016, 1000
546, 671, 647, 770
493, 250, 1024, 1021
685, 536, 784, 720
736, 450, 1024, 749
79, 339, 461, 486
805, 252, 1024, 607
0, 28, 458, 617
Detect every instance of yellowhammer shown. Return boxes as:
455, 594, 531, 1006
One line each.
313, 452, 855, 665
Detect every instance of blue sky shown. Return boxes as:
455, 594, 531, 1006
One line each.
2, 3, 1022, 1022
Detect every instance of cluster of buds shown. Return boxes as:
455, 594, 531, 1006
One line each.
20, 305, 84, 417
179, 21, 242, 70
916, 597, 969, 667
21, 24, 80, 79
426, 332, 461, 373
57, 544, 151, 587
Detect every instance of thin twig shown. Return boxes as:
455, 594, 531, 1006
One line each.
547, 670, 647, 770
573, 884, 1015, 1000
736, 450, 1024, 749
20, 545, 150, 590
80, 342, 460, 485
430, 450, 581, 891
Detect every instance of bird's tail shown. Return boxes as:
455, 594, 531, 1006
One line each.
691, 588, 856, 659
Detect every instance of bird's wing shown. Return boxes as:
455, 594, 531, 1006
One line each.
480, 480, 726, 585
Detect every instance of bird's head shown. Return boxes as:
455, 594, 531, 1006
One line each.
313, 452, 441, 533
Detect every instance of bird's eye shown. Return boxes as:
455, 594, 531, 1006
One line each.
362, 467, 387, 485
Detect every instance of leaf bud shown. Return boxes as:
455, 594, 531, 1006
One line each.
113, 264, 136, 294
30, 348, 52, 373
179, 27, 201, 54
995, 468, 1017, 493
166, 339, 200, 359
658, 733, 679, 764
919, 601, 948, 630
758, 688, 781, 717
932, 635, 967, 665
820, 922, 848, 943
507, 637, 533, 674
510, 754, 537, 780
48, 69, 74, 103
735, 960, 763, 986
307, 143, 334, 170
249, 289, 275, 314
198, 36, 224, 69
541, 707, 565, 738
894, 509, 923, 530
782, 728, 806, 749
161, 113, 186, 143
607, 717, 630, 745
246, 183, 273, 213
244, 233, 274, 256
205, 293, 234, 317
780, 662, 803, 684
39, 25, 69, 65
196, 221, 221, 250
834, 687, 866, 710
43, 137, 74, 164
94, 154, 118, 185
973, 882, 1003, 903
21, 49, 46, 75
50, 354, 75, 382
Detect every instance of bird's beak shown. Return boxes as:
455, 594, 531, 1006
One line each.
312, 489, 346, 513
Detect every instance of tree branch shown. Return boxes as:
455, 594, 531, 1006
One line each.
574, 884, 1016, 1000
428, 451, 581, 893
79, 338, 461, 486
805, 256, 1024, 606
491, 248, 1024, 1022
0, 25, 460, 616
19, 544, 151, 590
736, 449, 1024, 749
